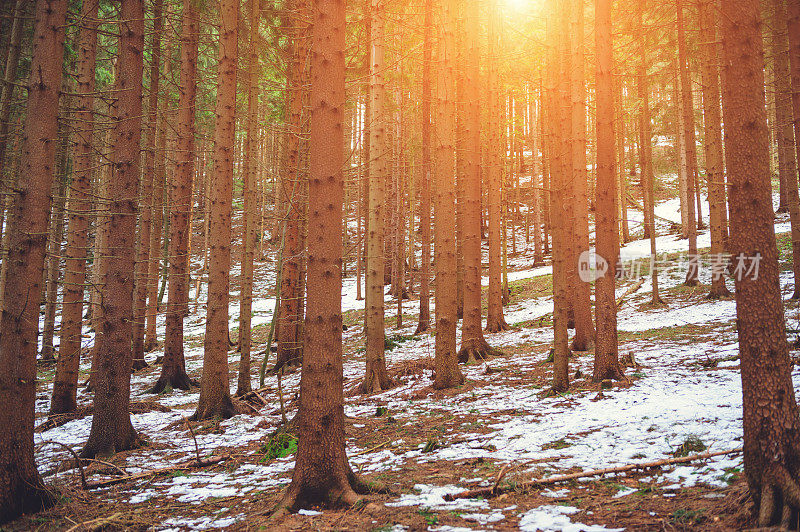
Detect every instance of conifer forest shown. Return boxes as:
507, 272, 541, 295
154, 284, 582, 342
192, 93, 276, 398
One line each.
3, 0, 800, 529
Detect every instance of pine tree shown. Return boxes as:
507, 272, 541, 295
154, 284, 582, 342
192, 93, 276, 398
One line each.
593, 0, 623, 382
433, 0, 464, 390
150, 0, 199, 394
192, 0, 239, 420
50, 0, 99, 415
0, 0, 67, 520
720, 0, 800, 525
363, 0, 391, 392
81, 0, 146, 459
273, 0, 375, 513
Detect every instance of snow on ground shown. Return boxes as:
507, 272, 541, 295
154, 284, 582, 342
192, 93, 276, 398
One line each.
32, 193, 800, 530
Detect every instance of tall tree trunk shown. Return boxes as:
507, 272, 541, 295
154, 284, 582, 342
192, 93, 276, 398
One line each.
677, 0, 700, 285
637, 0, 662, 305
274, 0, 371, 512
459, 0, 499, 359
433, 0, 464, 390
40, 131, 70, 363
150, 0, 199, 394
274, 0, 308, 372
593, 0, 623, 382
789, 3, 800, 299
145, 98, 167, 351
548, 0, 571, 393
192, 0, 238, 420
699, 0, 731, 298
132, 0, 164, 369
362, 0, 390, 392
0, 0, 67, 520
673, 59, 690, 239
568, 0, 595, 352
237, 0, 260, 396
614, 74, 630, 243
720, 0, 800, 525
775, 0, 800, 301
485, 1, 509, 334
414, 0, 432, 335
0, 0, 24, 267
81, 0, 144, 459
50, 0, 98, 415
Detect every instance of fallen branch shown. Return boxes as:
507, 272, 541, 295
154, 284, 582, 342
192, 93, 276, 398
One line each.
616, 278, 646, 308
444, 448, 742, 500
350, 440, 392, 457
85, 455, 228, 489
36, 440, 87, 490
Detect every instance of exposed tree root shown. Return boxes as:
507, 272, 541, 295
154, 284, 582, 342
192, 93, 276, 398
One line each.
130, 358, 149, 371
80, 427, 143, 460
592, 363, 626, 383
458, 338, 501, 364
0, 480, 56, 525
570, 337, 594, 353
413, 321, 430, 335
756, 464, 800, 528
189, 395, 238, 421
706, 284, 732, 300
485, 317, 511, 333
270, 469, 390, 522
146, 370, 197, 395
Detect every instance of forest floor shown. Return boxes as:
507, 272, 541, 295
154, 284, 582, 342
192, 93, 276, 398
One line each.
12, 195, 800, 531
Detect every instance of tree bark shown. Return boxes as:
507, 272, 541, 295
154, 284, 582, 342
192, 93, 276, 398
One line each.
433, 0, 465, 390
637, 0, 662, 305
720, 0, 800, 525
459, 0, 500, 359
81, 0, 145, 459
363, 0, 391, 393
192, 0, 238, 420
593, 0, 623, 382
274, 0, 370, 512
274, 0, 308, 372
698, 0, 731, 299
237, 0, 260, 396
51, 0, 98, 415
132, 0, 164, 369
485, 0, 509, 336
677, 0, 700, 286
568, 0, 595, 352
0, 0, 67, 520
150, 0, 199, 394
784, 0, 800, 300
415, 0, 432, 336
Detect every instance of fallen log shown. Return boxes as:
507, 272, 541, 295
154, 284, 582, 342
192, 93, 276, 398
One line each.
616, 278, 646, 308
85, 455, 229, 489
444, 448, 742, 500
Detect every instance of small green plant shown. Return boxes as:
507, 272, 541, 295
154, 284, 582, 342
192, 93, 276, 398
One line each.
385, 334, 414, 350
672, 435, 707, 457
422, 437, 441, 453
260, 432, 298, 461
375, 406, 389, 417
671, 508, 706, 525
418, 509, 439, 525
542, 438, 572, 450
